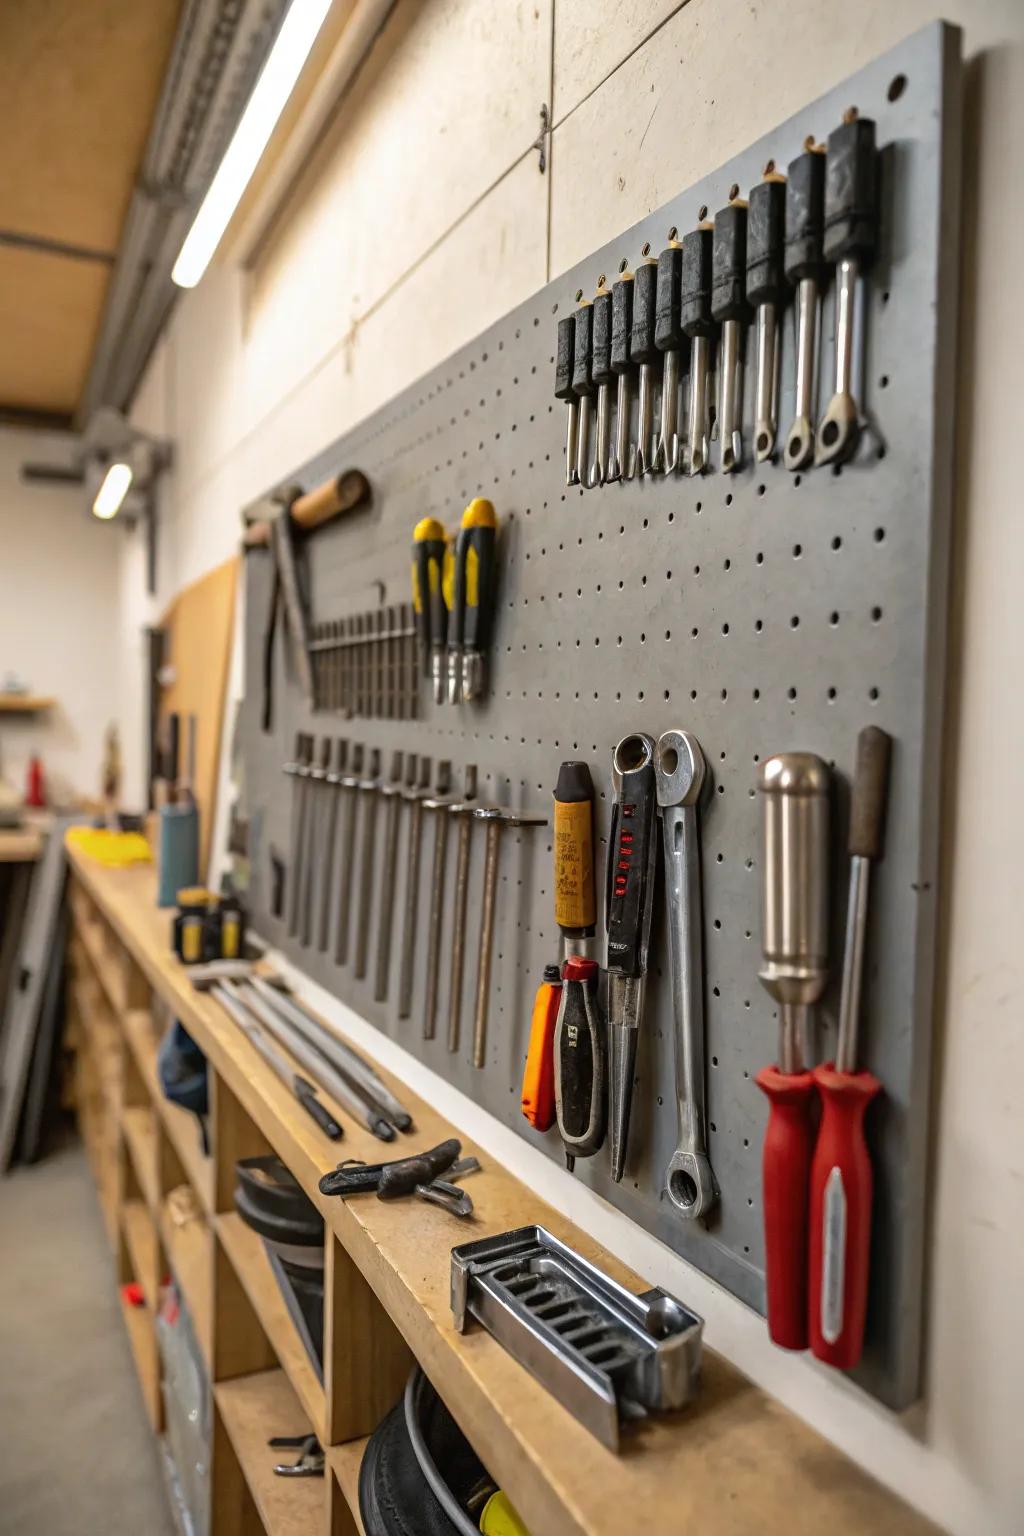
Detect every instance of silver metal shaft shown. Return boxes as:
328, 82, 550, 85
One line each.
575, 396, 593, 488
686, 335, 711, 475
422, 799, 452, 1038
300, 746, 329, 948
373, 756, 407, 1001
758, 753, 830, 1072
248, 976, 412, 1130
633, 362, 655, 476
472, 815, 504, 1069
397, 790, 428, 1019
317, 753, 343, 952
564, 399, 579, 487
836, 856, 869, 1073
286, 756, 309, 937
654, 348, 680, 473
593, 382, 612, 487
353, 758, 382, 980
608, 973, 644, 1183
784, 276, 819, 470
333, 749, 363, 966
816, 256, 861, 465
718, 318, 743, 473
608, 371, 631, 483
754, 302, 779, 462
443, 767, 477, 1047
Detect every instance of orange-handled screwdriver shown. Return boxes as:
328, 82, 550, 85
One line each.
521, 965, 561, 1132
808, 726, 891, 1367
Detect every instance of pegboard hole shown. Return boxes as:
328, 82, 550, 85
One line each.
728, 182, 740, 201
880, 374, 890, 389
875, 526, 887, 542
869, 686, 880, 702
618, 257, 629, 273
641, 241, 651, 257
667, 225, 677, 241
697, 203, 708, 221
872, 606, 883, 622
888, 72, 907, 102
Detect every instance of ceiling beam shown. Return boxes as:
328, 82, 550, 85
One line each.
0, 228, 115, 266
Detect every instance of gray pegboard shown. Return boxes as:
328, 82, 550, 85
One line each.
238, 22, 961, 1409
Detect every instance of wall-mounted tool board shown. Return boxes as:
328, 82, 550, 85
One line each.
238, 23, 962, 1410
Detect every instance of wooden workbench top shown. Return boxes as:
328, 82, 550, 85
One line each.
67, 845, 935, 1536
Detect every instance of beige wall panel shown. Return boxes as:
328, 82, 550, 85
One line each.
0, 0, 180, 252
0, 247, 108, 415
552, 0, 684, 120
167, 267, 247, 507
239, 151, 548, 505
245, 0, 552, 427
549, 0, 1018, 274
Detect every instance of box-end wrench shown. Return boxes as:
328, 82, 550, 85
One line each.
655, 730, 718, 1221
471, 806, 547, 1069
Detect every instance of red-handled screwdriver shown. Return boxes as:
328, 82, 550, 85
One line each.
808, 726, 891, 1367
755, 753, 830, 1349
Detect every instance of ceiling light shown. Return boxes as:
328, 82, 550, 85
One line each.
92, 462, 134, 520
171, 0, 334, 289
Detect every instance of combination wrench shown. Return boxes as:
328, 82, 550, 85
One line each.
654, 729, 718, 1221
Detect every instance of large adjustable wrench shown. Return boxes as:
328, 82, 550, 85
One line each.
655, 729, 718, 1220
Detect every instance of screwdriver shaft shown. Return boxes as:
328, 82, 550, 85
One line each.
785, 277, 820, 470
634, 363, 655, 476
564, 399, 580, 487
719, 319, 743, 473
754, 303, 779, 461
594, 382, 612, 487
687, 335, 711, 476
610, 372, 631, 482
447, 813, 473, 1052
472, 820, 502, 1069
423, 808, 450, 1039
657, 348, 680, 473
576, 397, 593, 488
397, 796, 427, 1018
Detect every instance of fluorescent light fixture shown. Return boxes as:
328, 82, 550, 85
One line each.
171, 0, 334, 289
92, 461, 134, 520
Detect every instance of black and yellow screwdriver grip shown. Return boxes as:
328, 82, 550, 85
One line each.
454, 497, 497, 702
411, 516, 448, 703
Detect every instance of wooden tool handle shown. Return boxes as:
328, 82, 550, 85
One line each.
243, 469, 371, 548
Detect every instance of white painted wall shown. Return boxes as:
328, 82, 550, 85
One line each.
117, 3, 1024, 1531
0, 426, 120, 804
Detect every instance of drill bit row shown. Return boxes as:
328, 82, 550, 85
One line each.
309, 604, 419, 719
555, 112, 878, 484
284, 741, 546, 1070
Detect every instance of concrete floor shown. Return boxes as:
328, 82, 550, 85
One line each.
0, 1141, 177, 1535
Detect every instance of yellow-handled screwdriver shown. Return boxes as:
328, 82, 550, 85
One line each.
411, 516, 448, 704
451, 498, 498, 704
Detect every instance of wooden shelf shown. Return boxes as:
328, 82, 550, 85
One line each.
121, 1199, 161, 1311
119, 1290, 162, 1432
0, 694, 55, 713
215, 1370, 323, 1536
123, 1002, 214, 1215
67, 846, 940, 1536
328, 1440, 368, 1536
122, 1106, 160, 1213
217, 1211, 326, 1444
161, 1195, 212, 1369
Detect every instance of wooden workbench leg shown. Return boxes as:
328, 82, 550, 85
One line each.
324, 1233, 413, 1443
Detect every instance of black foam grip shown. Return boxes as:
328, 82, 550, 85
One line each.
785, 149, 826, 282
711, 204, 748, 322
746, 180, 787, 305
611, 275, 634, 374
378, 1139, 462, 1200
572, 303, 595, 397
555, 315, 575, 400
591, 291, 614, 386
823, 117, 878, 265
655, 245, 684, 351
680, 228, 713, 337
555, 973, 605, 1157
630, 260, 658, 364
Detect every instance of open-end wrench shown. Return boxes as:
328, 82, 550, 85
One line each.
655, 730, 718, 1221
471, 806, 547, 1069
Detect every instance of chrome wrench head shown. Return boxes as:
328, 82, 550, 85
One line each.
654, 730, 718, 1221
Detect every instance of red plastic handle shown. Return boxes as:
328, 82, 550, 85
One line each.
755, 1065, 816, 1350
808, 1064, 881, 1368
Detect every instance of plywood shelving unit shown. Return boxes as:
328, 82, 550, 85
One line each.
65, 849, 938, 1536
